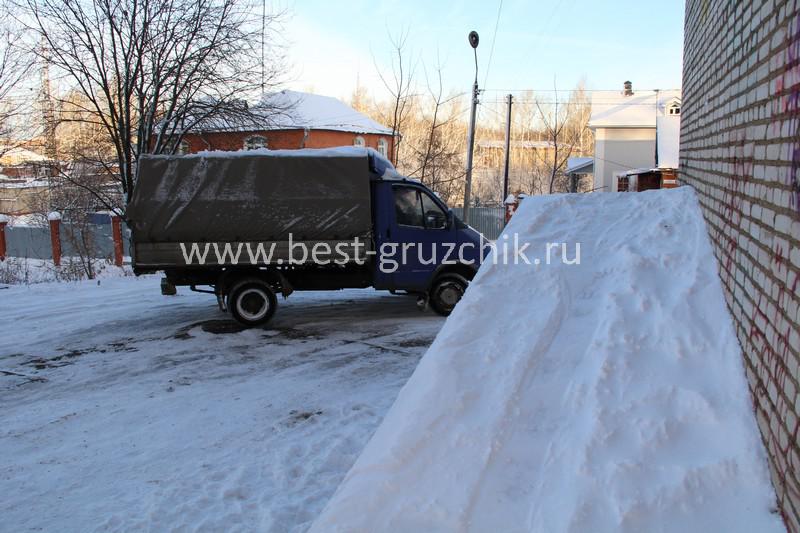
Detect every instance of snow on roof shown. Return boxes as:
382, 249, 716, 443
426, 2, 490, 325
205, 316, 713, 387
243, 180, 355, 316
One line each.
145, 145, 391, 164
0, 178, 50, 189
311, 187, 783, 533
566, 156, 593, 174
264, 90, 393, 135
656, 114, 681, 169
0, 147, 51, 165
589, 89, 681, 129
478, 140, 555, 150
141, 146, 398, 177
625, 167, 659, 176
187, 90, 393, 136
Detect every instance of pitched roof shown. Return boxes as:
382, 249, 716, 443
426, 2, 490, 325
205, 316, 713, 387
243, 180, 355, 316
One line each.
264, 90, 393, 135
566, 157, 594, 174
186, 90, 393, 136
589, 89, 681, 129
0, 147, 50, 165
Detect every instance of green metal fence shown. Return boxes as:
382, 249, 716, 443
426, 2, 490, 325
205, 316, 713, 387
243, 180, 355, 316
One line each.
451, 207, 505, 240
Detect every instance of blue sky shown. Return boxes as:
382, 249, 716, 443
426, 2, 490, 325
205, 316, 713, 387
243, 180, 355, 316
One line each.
278, 0, 685, 101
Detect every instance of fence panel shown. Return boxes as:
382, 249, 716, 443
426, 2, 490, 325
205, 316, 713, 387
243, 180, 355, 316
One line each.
451, 207, 504, 240
6, 222, 130, 260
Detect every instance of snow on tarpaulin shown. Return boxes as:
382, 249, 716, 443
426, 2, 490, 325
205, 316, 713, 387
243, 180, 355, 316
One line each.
310, 187, 783, 533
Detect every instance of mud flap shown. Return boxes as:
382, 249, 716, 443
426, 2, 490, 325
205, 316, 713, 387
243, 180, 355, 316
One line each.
160, 277, 177, 296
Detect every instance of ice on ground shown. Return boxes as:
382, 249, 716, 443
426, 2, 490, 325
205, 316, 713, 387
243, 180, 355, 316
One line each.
0, 279, 444, 532
311, 187, 783, 533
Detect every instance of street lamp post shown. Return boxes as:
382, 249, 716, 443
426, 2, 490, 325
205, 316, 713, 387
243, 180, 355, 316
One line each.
463, 30, 479, 224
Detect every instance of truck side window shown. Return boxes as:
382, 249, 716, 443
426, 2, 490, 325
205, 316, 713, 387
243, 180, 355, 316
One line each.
421, 192, 447, 229
394, 187, 424, 227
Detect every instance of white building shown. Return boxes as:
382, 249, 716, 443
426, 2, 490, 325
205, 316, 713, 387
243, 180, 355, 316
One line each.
589, 82, 681, 192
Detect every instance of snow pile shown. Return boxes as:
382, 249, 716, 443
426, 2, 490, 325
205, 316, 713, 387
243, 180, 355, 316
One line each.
311, 187, 782, 533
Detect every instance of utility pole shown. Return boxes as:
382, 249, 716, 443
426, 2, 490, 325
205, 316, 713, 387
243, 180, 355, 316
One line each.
463, 31, 480, 224
502, 94, 513, 204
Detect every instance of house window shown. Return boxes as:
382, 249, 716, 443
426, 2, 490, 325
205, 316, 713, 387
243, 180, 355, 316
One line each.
354, 136, 365, 147
164, 137, 189, 155
243, 135, 267, 150
668, 103, 681, 115
377, 138, 388, 157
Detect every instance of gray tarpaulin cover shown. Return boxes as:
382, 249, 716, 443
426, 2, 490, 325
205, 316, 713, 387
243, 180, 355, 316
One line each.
127, 150, 373, 267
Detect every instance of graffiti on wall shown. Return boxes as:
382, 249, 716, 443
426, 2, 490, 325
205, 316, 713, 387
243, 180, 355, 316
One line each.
783, 12, 800, 214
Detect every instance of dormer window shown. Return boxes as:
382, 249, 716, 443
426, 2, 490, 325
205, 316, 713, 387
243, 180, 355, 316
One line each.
668, 102, 681, 115
243, 135, 267, 150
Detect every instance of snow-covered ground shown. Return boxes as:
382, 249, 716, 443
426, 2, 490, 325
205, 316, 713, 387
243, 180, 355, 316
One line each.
0, 278, 444, 532
0, 257, 131, 285
311, 187, 784, 533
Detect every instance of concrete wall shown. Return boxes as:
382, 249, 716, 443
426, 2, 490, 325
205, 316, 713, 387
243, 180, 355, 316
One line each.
593, 128, 656, 191
0, 185, 48, 215
681, 0, 800, 529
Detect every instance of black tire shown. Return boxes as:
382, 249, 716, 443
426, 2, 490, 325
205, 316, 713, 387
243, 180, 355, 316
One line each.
429, 274, 468, 316
227, 278, 278, 327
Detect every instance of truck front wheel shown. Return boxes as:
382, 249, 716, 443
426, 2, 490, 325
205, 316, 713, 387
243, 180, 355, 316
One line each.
227, 278, 278, 327
429, 274, 468, 316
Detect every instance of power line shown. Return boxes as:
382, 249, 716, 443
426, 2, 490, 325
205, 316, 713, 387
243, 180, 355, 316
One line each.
527, 0, 568, 56
482, 99, 673, 106
482, 0, 504, 89
482, 88, 679, 93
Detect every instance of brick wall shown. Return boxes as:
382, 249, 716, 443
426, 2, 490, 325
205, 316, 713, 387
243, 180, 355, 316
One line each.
681, 0, 800, 529
182, 129, 394, 162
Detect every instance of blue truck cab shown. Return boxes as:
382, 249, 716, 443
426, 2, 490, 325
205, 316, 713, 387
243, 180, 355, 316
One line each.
128, 148, 486, 326
370, 173, 484, 306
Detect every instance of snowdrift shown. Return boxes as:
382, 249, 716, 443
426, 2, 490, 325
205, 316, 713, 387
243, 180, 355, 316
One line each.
310, 188, 783, 533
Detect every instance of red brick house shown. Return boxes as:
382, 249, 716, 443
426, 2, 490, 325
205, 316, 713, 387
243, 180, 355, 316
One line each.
178, 90, 395, 161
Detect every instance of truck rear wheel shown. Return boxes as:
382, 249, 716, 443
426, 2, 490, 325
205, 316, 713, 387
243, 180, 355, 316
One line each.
429, 274, 468, 316
227, 278, 278, 327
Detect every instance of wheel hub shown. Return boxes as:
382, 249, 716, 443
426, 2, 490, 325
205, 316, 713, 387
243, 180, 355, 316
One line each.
236, 288, 270, 321
439, 283, 463, 307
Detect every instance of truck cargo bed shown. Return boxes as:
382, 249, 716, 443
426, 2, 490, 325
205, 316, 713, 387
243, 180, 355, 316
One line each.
127, 150, 375, 270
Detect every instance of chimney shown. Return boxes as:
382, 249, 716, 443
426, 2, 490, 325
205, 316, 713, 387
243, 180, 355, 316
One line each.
623, 81, 633, 96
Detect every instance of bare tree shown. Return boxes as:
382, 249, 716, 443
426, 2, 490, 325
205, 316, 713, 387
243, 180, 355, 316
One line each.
398, 60, 463, 200
0, 9, 33, 154
375, 30, 415, 167
22, 0, 285, 213
533, 82, 591, 194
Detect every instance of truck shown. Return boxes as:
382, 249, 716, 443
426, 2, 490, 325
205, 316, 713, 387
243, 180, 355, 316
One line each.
127, 147, 485, 327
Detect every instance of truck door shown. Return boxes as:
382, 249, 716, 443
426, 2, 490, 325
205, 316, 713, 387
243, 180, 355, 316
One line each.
387, 184, 451, 291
